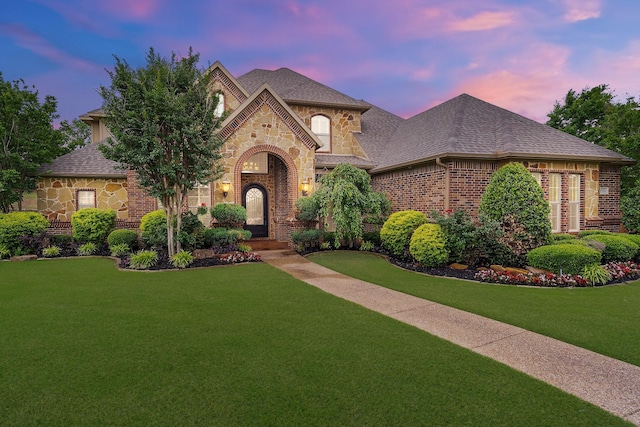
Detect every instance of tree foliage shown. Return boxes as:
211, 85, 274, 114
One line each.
479, 162, 551, 265
59, 118, 91, 151
312, 163, 390, 247
547, 84, 640, 194
99, 47, 225, 256
0, 73, 65, 212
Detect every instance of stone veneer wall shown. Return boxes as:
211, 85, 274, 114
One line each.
290, 105, 366, 157
37, 177, 128, 221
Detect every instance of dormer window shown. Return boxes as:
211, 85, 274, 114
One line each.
214, 92, 225, 118
311, 115, 331, 152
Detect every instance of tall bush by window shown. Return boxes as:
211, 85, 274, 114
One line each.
479, 162, 551, 265
71, 208, 116, 244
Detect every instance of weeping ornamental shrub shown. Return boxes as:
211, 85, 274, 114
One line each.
0, 211, 49, 255
380, 210, 428, 257
479, 162, 551, 264
409, 223, 448, 267
71, 208, 116, 244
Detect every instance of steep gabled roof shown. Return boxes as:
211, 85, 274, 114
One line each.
370, 93, 634, 172
355, 105, 405, 167
38, 141, 125, 178
206, 61, 250, 103
236, 68, 370, 111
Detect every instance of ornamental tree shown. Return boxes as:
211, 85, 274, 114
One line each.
0, 73, 65, 212
312, 163, 390, 247
479, 162, 551, 265
99, 47, 225, 256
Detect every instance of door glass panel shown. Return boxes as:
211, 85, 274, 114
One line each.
246, 188, 264, 225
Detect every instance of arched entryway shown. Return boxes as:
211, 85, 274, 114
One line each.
234, 145, 299, 241
242, 184, 268, 238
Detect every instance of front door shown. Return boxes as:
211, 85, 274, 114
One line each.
242, 184, 268, 238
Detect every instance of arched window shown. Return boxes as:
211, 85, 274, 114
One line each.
311, 115, 331, 152
214, 92, 225, 118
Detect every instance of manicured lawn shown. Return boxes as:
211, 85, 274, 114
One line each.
0, 258, 629, 426
308, 251, 640, 367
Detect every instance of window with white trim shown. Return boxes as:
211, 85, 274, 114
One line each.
188, 182, 211, 212
311, 115, 331, 153
530, 172, 542, 186
568, 174, 581, 232
214, 92, 225, 118
549, 173, 561, 233
77, 190, 96, 210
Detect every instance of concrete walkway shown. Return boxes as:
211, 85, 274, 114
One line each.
258, 249, 640, 425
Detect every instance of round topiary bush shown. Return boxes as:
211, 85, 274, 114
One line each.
71, 208, 116, 244
409, 223, 448, 267
140, 209, 167, 248
479, 162, 551, 262
584, 234, 639, 263
107, 229, 139, 250
0, 211, 49, 255
210, 204, 247, 228
526, 244, 602, 275
380, 210, 428, 257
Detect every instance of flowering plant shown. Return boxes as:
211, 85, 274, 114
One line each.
474, 269, 589, 287
219, 252, 261, 264
603, 261, 640, 281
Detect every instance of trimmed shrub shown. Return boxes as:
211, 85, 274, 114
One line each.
110, 243, 130, 257
77, 242, 97, 256
108, 229, 139, 249
552, 234, 577, 242
179, 211, 205, 250
71, 208, 116, 244
0, 211, 49, 255
203, 227, 251, 248
291, 229, 323, 248
578, 230, 611, 238
42, 245, 61, 258
210, 204, 247, 228
409, 223, 448, 267
526, 244, 602, 275
431, 209, 478, 264
170, 249, 195, 268
585, 234, 639, 263
380, 210, 428, 257
551, 239, 592, 247
294, 196, 320, 225
479, 162, 551, 262
129, 250, 158, 269
140, 210, 167, 248
614, 233, 640, 249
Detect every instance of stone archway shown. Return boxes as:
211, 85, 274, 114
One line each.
234, 145, 299, 241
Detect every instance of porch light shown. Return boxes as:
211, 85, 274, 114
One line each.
221, 180, 231, 198
301, 178, 310, 196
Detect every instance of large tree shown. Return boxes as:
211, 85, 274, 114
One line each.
99, 48, 225, 256
0, 72, 65, 212
547, 84, 640, 194
59, 118, 91, 151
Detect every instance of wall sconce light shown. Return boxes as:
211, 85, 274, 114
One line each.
221, 180, 231, 198
301, 178, 310, 196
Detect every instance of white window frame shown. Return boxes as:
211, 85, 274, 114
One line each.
214, 92, 225, 118
549, 173, 561, 233
77, 190, 96, 210
188, 182, 211, 213
311, 115, 331, 153
568, 174, 581, 232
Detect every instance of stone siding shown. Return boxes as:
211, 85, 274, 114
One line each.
37, 177, 128, 221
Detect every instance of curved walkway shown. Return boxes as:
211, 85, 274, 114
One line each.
258, 249, 640, 425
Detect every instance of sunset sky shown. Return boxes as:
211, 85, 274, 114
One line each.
2, 0, 639, 125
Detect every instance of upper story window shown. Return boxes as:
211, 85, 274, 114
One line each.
214, 92, 225, 118
311, 115, 331, 153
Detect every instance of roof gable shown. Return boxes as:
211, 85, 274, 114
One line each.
237, 68, 370, 111
206, 61, 250, 104
219, 83, 322, 151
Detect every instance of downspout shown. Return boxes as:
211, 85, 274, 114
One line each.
435, 157, 450, 212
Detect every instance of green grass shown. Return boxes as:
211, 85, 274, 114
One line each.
0, 258, 629, 426
309, 251, 640, 367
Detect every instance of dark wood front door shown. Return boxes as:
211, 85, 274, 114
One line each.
242, 184, 268, 238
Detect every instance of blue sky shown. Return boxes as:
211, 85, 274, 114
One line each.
2, 0, 639, 125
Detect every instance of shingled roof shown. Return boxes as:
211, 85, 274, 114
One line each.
236, 68, 370, 111
38, 141, 124, 178
365, 93, 634, 172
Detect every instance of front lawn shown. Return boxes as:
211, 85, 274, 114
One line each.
0, 258, 628, 426
308, 251, 640, 367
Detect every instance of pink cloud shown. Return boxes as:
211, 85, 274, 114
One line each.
0, 23, 103, 73
99, 0, 161, 20
448, 11, 517, 32
562, 0, 601, 22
